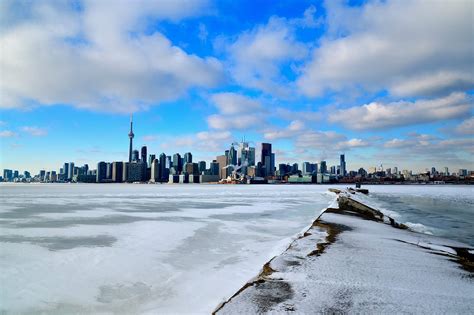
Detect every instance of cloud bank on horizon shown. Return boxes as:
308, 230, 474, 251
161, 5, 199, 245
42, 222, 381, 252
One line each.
0, 0, 473, 173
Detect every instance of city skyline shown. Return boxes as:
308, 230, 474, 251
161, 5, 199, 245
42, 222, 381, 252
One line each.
1, 0, 473, 174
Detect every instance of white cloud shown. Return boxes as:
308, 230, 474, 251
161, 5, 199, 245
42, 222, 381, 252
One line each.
264, 120, 305, 140
207, 114, 260, 130
160, 130, 233, 154
329, 93, 472, 130
224, 15, 307, 96
0, 0, 223, 113
210, 92, 262, 114
298, 0, 474, 98
274, 107, 321, 122
454, 117, 474, 136
21, 126, 48, 136
0, 130, 17, 138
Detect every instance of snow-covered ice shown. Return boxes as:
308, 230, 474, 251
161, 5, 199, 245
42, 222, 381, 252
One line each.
0, 183, 334, 314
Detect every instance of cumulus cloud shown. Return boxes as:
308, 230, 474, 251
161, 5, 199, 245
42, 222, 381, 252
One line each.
210, 92, 262, 114
160, 130, 233, 154
454, 117, 474, 136
21, 126, 48, 136
0, 130, 17, 138
207, 114, 260, 130
329, 93, 472, 130
264, 120, 305, 140
298, 0, 474, 98
0, 0, 223, 113
274, 107, 321, 122
223, 15, 307, 96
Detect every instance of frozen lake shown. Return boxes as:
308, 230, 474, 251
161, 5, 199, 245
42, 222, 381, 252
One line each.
1, 184, 473, 314
0, 184, 334, 314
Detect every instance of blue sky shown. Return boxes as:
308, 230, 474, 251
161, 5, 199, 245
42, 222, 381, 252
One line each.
0, 0, 473, 174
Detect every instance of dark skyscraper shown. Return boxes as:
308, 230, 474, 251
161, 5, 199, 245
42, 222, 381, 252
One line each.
141, 146, 147, 165
184, 152, 192, 164
112, 162, 123, 182
320, 161, 327, 174
261, 143, 274, 176
173, 153, 182, 173
97, 161, 107, 183
340, 154, 346, 176
128, 114, 134, 163
132, 150, 139, 162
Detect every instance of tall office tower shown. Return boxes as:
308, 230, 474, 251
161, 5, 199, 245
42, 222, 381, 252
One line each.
150, 159, 159, 182
173, 153, 182, 173
13, 170, 18, 179
122, 162, 129, 182
444, 167, 449, 176
291, 163, 299, 173
68, 162, 74, 180
83, 164, 89, 174
128, 161, 146, 182
330, 166, 336, 174
132, 150, 139, 162
128, 114, 134, 163
248, 147, 256, 166
148, 154, 156, 166
393, 166, 398, 175
39, 170, 46, 181
96, 162, 107, 183
228, 146, 237, 165
24, 171, 31, 178
209, 160, 219, 176
112, 162, 124, 182
63, 163, 69, 179
216, 155, 228, 179
159, 153, 168, 182
166, 156, 172, 168
184, 152, 192, 164
431, 167, 436, 175
340, 154, 346, 176
261, 143, 273, 176
320, 161, 327, 174
302, 162, 311, 175
51, 171, 57, 182
3, 169, 12, 181
270, 153, 275, 176
198, 161, 206, 174
141, 146, 147, 164
106, 163, 112, 179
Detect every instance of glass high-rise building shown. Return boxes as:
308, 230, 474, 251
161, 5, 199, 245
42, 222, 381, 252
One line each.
340, 154, 346, 176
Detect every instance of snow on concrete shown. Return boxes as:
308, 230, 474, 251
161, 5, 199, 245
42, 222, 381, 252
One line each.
218, 211, 474, 314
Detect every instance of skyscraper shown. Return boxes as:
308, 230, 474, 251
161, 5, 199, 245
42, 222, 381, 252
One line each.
97, 162, 107, 183
320, 161, 327, 174
128, 114, 134, 163
184, 152, 192, 164
173, 153, 182, 173
141, 146, 147, 165
228, 146, 237, 166
112, 162, 124, 182
67, 162, 74, 180
261, 143, 274, 176
159, 153, 168, 182
340, 154, 346, 176
132, 150, 139, 162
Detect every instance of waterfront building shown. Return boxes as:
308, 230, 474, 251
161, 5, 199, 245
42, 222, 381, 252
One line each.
3, 169, 12, 181
159, 153, 168, 182
261, 143, 274, 176
173, 153, 183, 174
39, 170, 46, 181
340, 154, 346, 176
24, 171, 31, 178
228, 146, 237, 166
184, 152, 192, 164
148, 154, 156, 166
198, 161, 206, 174
444, 167, 449, 176
128, 162, 146, 182
141, 146, 147, 165
248, 147, 256, 166
128, 114, 134, 163
96, 162, 107, 183
393, 167, 398, 175
320, 161, 327, 174
67, 162, 74, 180
106, 163, 112, 179
209, 160, 219, 176
150, 159, 160, 182
132, 150, 139, 162
122, 162, 129, 182
216, 155, 228, 180
302, 162, 312, 175
112, 162, 124, 182
63, 163, 69, 179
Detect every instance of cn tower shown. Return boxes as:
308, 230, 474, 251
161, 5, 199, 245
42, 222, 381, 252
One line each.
128, 114, 134, 163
